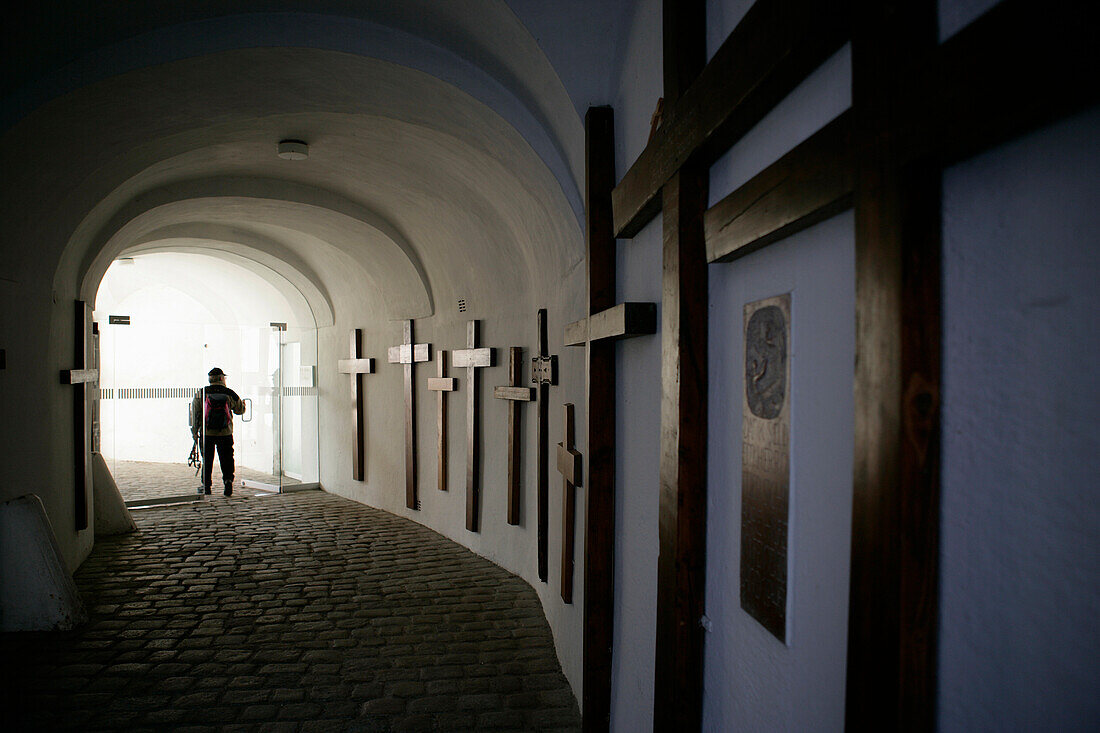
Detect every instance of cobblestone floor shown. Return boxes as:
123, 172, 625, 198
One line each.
0, 491, 580, 732
110, 460, 298, 503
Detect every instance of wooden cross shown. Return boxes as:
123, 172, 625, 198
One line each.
556, 403, 582, 604
531, 308, 558, 582
452, 320, 494, 532
493, 347, 534, 525
388, 320, 430, 511
427, 350, 457, 492
337, 328, 373, 481
587, 0, 1095, 728
58, 300, 96, 531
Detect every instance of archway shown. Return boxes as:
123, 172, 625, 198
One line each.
94, 250, 321, 504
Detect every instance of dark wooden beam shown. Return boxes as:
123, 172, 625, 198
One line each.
63, 300, 93, 531
558, 403, 582, 604
453, 320, 494, 533
427, 351, 457, 493
388, 320, 431, 511
663, 0, 706, 105
493, 347, 535, 526
899, 0, 1100, 170
706, 110, 855, 263
654, 166, 709, 731
846, 1, 940, 730
337, 330, 373, 481
613, 0, 851, 238
564, 302, 657, 347
582, 105, 616, 733
533, 308, 558, 582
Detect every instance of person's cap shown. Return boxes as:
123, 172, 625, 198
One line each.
208, 367, 226, 377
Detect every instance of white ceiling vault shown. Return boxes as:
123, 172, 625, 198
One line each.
0, 1, 635, 322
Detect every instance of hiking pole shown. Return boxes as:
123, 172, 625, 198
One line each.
188, 433, 202, 475
188, 435, 201, 475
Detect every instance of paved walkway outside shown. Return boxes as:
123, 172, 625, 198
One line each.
110, 460, 298, 503
1, 491, 580, 731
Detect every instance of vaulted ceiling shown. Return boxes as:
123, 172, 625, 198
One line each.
0, 1, 634, 322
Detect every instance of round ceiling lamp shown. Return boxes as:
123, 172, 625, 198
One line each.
277, 139, 309, 160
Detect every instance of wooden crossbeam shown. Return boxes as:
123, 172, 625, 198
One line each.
59, 300, 94, 531
613, 0, 851, 238
388, 320, 431, 511
846, 2, 942, 729
337, 329, 374, 481
706, 110, 854, 263
581, 106, 617, 733
563, 302, 657, 347
427, 351, 457, 492
532, 308, 558, 582
600, 1, 1099, 731
903, 0, 1100, 169
453, 320, 494, 532
557, 403, 582, 604
494, 347, 535, 526
61, 369, 99, 385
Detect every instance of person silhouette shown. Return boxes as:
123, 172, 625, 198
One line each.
191, 367, 246, 496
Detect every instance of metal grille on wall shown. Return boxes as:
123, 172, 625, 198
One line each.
97, 386, 318, 399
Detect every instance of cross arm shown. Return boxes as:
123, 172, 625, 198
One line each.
452, 348, 493, 368
564, 302, 657, 347
557, 443, 582, 487
61, 369, 99, 384
706, 110, 854, 263
337, 358, 374, 374
387, 343, 430, 364
494, 386, 535, 401
612, 0, 850, 238
428, 377, 457, 392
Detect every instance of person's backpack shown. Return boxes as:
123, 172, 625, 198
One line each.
204, 390, 232, 431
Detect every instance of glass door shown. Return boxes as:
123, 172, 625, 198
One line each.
99, 316, 207, 503
217, 324, 280, 490
279, 326, 319, 488
98, 316, 317, 500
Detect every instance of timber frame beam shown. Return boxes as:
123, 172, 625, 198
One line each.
612, 0, 851, 238
581, 106, 617, 733
601, 0, 1099, 731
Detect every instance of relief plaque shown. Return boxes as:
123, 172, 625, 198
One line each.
740, 293, 791, 642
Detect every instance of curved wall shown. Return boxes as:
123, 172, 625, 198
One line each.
0, 12, 589, 701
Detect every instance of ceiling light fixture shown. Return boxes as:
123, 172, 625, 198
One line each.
277, 139, 309, 160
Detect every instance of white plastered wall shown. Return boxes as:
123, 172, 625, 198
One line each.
606, 0, 857, 729
938, 105, 1100, 732
0, 22, 588, 700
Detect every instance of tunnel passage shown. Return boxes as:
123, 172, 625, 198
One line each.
0, 490, 580, 730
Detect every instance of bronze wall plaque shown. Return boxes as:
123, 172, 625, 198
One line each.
741, 293, 791, 642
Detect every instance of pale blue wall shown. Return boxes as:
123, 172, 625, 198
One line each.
606, 0, 857, 729
938, 105, 1100, 732
610, 0, 663, 729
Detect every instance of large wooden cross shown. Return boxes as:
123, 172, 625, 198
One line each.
427, 350, 457, 492
493, 346, 534, 525
579, 0, 1098, 730
531, 308, 558, 581
59, 300, 96, 531
388, 320, 431, 510
452, 320, 494, 532
337, 328, 374, 481
557, 402, 582, 604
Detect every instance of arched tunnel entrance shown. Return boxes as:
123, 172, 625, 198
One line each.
94, 251, 321, 504
2, 16, 589, 721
